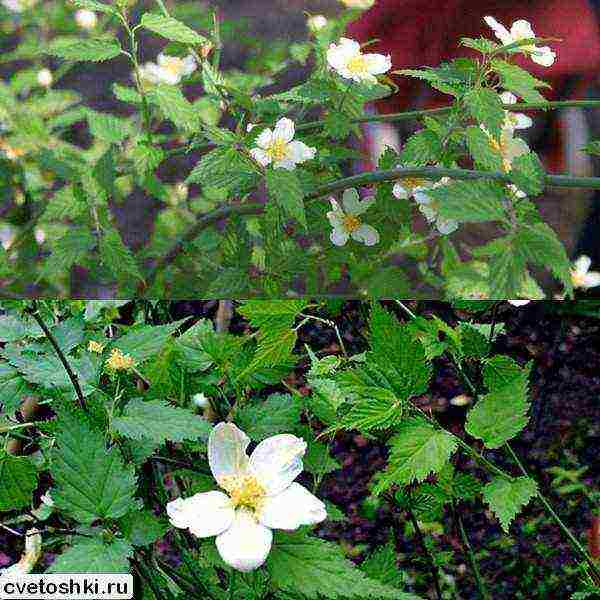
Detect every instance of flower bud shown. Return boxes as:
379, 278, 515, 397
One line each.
307, 14, 328, 32
75, 8, 97, 29
37, 68, 53, 88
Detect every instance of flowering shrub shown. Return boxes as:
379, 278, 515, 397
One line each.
0, 299, 599, 598
2, 0, 600, 297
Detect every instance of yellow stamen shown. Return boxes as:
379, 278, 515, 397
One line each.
343, 214, 361, 233
105, 348, 135, 372
402, 177, 427, 193
88, 340, 105, 354
266, 138, 289, 162
346, 54, 369, 76
219, 475, 266, 512
571, 270, 586, 288
162, 57, 184, 77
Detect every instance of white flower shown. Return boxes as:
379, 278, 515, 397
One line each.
250, 118, 316, 170
327, 38, 391, 85
507, 184, 527, 199
340, 0, 374, 9
37, 68, 53, 88
484, 16, 556, 67
392, 176, 435, 201
307, 14, 328, 32
482, 126, 529, 171
34, 227, 46, 244
508, 300, 531, 306
326, 188, 379, 247
192, 393, 209, 408
1, 0, 36, 12
167, 423, 326, 572
570, 255, 600, 290
139, 53, 197, 86
75, 8, 97, 29
500, 92, 533, 131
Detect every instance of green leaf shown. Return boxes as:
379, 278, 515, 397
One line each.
266, 168, 306, 229
266, 530, 416, 599
464, 88, 504, 139
460, 37, 500, 54
140, 13, 207, 45
235, 393, 302, 442
458, 323, 491, 358
432, 180, 507, 224
119, 509, 168, 546
510, 152, 545, 195
465, 125, 503, 171
303, 438, 340, 477
71, 0, 118, 15
51, 412, 137, 524
0, 452, 37, 511
0, 314, 41, 342
47, 37, 121, 62
146, 84, 198, 131
399, 129, 442, 166
48, 537, 133, 573
490, 60, 549, 103
113, 399, 211, 443
43, 227, 95, 276
87, 110, 130, 144
465, 356, 531, 448
373, 417, 457, 495
360, 539, 407, 589
482, 476, 537, 532
99, 228, 143, 283
112, 319, 188, 363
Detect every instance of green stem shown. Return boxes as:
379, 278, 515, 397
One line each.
505, 443, 600, 582
297, 99, 600, 133
454, 502, 491, 600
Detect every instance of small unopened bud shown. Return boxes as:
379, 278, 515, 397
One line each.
200, 41, 214, 59
450, 394, 472, 407
175, 182, 188, 200
340, 0, 374, 8
192, 393, 209, 408
307, 14, 328, 32
34, 227, 46, 244
75, 8, 97, 29
37, 68, 53, 88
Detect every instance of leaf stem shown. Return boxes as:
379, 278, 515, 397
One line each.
25, 302, 87, 413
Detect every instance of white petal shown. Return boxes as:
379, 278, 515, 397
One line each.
182, 55, 197, 76
573, 255, 592, 276
140, 63, 162, 85
508, 300, 531, 306
500, 91, 517, 105
326, 209, 344, 228
326, 44, 350, 71
250, 148, 272, 167
258, 483, 327, 530
273, 158, 296, 170
436, 218, 458, 235
511, 19, 535, 41
166, 491, 235, 538
216, 509, 273, 572
273, 118, 296, 144
484, 16, 512, 44
514, 113, 533, 129
256, 128, 273, 150
209, 422, 251, 485
330, 227, 350, 246
413, 190, 433, 205
363, 53, 392, 75
287, 140, 316, 163
342, 188, 361, 214
419, 204, 437, 223
338, 37, 362, 54
531, 46, 556, 67
583, 272, 600, 289
249, 434, 307, 495
392, 183, 409, 200
351, 223, 379, 246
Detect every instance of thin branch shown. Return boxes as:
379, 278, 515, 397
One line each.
296, 99, 600, 132
25, 303, 87, 413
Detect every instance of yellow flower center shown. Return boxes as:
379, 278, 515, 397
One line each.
266, 138, 289, 162
571, 269, 586, 288
346, 54, 369, 76
343, 214, 361, 233
88, 340, 105, 354
219, 475, 266, 512
162, 57, 184, 77
106, 348, 135, 371
402, 177, 427, 192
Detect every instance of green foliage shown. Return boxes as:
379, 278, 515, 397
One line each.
466, 356, 532, 448
140, 13, 208, 45
267, 529, 417, 599
266, 168, 307, 229
47, 37, 122, 62
48, 537, 134, 573
464, 87, 504, 139
51, 412, 137, 524
235, 393, 303, 441
482, 476, 538, 532
432, 180, 507, 223
0, 452, 38, 511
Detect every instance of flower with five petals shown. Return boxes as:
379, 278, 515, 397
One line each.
327, 38, 391, 85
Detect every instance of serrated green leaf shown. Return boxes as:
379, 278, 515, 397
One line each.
399, 129, 442, 166
458, 323, 491, 358
47, 37, 121, 62
464, 88, 504, 139
267, 530, 416, 599
119, 509, 168, 546
491, 60, 549, 103
48, 537, 133, 573
360, 539, 407, 589
431, 179, 507, 224
113, 398, 210, 443
0, 452, 38, 511
373, 418, 457, 495
465, 125, 504, 171
99, 228, 143, 283
235, 393, 302, 441
266, 168, 306, 229
482, 476, 537, 532
71, 0, 117, 15
87, 110, 130, 144
146, 84, 198, 131
510, 152, 545, 195
140, 13, 207, 45
51, 412, 137, 524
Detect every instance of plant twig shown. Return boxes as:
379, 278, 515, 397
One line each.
25, 303, 87, 413
453, 502, 491, 600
